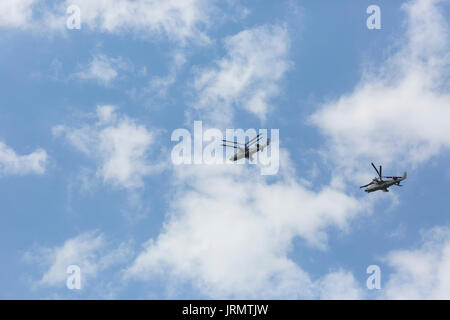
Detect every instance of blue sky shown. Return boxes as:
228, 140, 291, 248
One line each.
1, 0, 450, 299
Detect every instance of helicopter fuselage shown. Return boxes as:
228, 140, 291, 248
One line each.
229, 139, 270, 162
364, 172, 407, 193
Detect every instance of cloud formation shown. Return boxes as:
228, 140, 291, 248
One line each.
126, 156, 365, 298
0, 0, 214, 44
24, 231, 132, 288
193, 25, 291, 125
311, 0, 450, 174
318, 270, 365, 300
0, 141, 47, 176
149, 51, 187, 96
53, 105, 162, 189
74, 54, 133, 86
0, 0, 35, 28
382, 226, 450, 299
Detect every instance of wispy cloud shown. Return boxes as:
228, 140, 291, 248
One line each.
0, 0, 216, 45
192, 24, 291, 126
149, 51, 187, 97
382, 226, 450, 299
53, 105, 164, 189
24, 231, 133, 289
317, 270, 365, 300
0, 141, 47, 176
73, 54, 134, 86
0, 0, 36, 29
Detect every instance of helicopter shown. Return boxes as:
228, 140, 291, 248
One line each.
221, 133, 270, 162
360, 163, 407, 193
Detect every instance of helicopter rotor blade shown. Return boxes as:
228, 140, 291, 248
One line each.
246, 133, 262, 146
221, 139, 245, 146
247, 136, 263, 147
371, 163, 381, 178
221, 144, 238, 149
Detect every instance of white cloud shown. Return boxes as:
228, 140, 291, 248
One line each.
24, 231, 132, 288
125, 154, 365, 298
0, 141, 47, 176
318, 270, 365, 300
53, 105, 162, 189
382, 226, 450, 299
74, 54, 133, 86
0, 0, 35, 28
149, 51, 187, 96
65, 0, 212, 43
192, 24, 291, 125
0, 0, 214, 44
311, 0, 450, 175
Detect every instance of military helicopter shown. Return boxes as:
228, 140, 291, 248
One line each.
360, 163, 407, 193
221, 133, 270, 162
